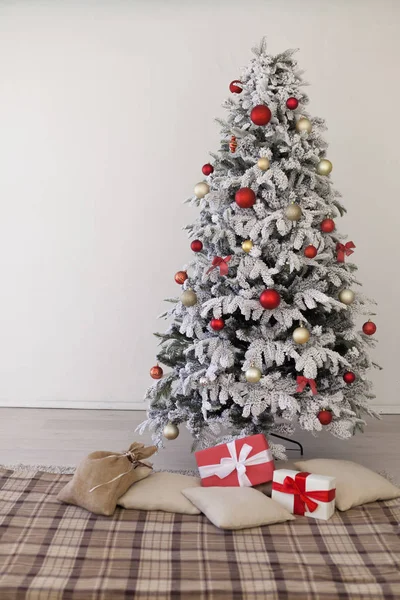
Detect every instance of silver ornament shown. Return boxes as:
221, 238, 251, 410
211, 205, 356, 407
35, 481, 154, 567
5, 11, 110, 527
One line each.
181, 289, 197, 307
316, 159, 333, 176
295, 118, 312, 134
285, 203, 302, 221
194, 181, 210, 199
163, 422, 179, 440
339, 289, 355, 305
245, 366, 262, 383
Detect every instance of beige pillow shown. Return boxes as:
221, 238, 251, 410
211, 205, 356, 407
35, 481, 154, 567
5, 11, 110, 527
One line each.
255, 460, 298, 496
182, 486, 295, 530
118, 471, 201, 515
57, 442, 157, 516
295, 459, 400, 511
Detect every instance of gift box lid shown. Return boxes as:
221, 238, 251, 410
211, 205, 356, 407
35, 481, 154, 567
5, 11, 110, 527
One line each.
273, 469, 336, 490
194, 434, 270, 464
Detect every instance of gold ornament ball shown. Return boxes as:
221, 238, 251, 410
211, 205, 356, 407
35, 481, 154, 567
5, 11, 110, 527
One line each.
293, 326, 310, 344
245, 366, 262, 383
194, 181, 210, 199
163, 422, 179, 440
295, 117, 312, 134
242, 239, 254, 253
181, 289, 197, 307
316, 159, 333, 176
257, 157, 270, 171
339, 289, 355, 305
285, 203, 302, 221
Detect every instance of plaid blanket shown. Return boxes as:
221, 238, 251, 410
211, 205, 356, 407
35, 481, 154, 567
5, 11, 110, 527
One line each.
0, 468, 399, 600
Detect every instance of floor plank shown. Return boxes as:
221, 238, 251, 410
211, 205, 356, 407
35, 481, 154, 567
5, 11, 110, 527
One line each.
1, 408, 399, 480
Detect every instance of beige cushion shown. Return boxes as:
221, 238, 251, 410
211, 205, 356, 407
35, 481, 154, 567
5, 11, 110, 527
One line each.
118, 471, 201, 515
182, 486, 295, 530
295, 459, 400, 511
255, 460, 298, 496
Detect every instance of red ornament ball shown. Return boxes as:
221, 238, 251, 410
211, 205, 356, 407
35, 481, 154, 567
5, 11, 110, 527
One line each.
229, 80, 242, 94
174, 271, 188, 285
250, 105, 272, 126
210, 318, 225, 331
286, 97, 299, 110
202, 163, 214, 176
304, 245, 318, 259
235, 187, 256, 209
318, 410, 333, 425
191, 239, 203, 252
343, 371, 356, 384
150, 365, 163, 380
362, 321, 377, 335
259, 289, 281, 310
320, 218, 335, 233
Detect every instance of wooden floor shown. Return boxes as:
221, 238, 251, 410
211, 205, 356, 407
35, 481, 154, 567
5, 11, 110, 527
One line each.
0, 408, 399, 480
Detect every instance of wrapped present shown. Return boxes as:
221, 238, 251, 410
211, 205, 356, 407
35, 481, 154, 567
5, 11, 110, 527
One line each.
195, 433, 274, 488
271, 469, 336, 520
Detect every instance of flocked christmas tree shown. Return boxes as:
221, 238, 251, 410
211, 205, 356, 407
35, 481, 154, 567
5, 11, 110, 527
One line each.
138, 39, 379, 458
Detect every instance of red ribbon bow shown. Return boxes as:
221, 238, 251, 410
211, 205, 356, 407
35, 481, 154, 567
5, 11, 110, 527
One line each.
272, 472, 336, 515
206, 255, 232, 276
336, 241, 355, 263
296, 376, 317, 395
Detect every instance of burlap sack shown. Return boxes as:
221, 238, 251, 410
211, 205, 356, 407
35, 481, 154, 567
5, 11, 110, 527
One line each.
57, 442, 157, 516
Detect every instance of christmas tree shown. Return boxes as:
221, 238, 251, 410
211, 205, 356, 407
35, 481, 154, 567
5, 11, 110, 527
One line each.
139, 39, 379, 458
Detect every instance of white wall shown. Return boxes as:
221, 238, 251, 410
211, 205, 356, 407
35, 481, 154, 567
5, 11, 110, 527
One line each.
0, 0, 398, 411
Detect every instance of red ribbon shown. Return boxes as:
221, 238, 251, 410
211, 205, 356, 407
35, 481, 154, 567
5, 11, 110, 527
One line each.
296, 376, 317, 395
272, 472, 336, 515
206, 255, 232, 276
336, 241, 355, 263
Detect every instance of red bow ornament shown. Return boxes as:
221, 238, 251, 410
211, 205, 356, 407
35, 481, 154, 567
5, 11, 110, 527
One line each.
229, 136, 237, 153
296, 376, 318, 395
206, 255, 232, 276
336, 241, 355, 263
272, 472, 336, 516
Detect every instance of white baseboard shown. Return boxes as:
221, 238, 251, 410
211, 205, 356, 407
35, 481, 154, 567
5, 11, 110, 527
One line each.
371, 405, 400, 414
0, 399, 147, 410
0, 401, 398, 413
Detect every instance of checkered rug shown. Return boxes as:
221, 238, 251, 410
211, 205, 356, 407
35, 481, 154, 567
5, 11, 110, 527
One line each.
0, 467, 399, 599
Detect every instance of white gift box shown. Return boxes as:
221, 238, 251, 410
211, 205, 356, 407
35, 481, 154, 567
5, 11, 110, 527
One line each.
271, 469, 336, 521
